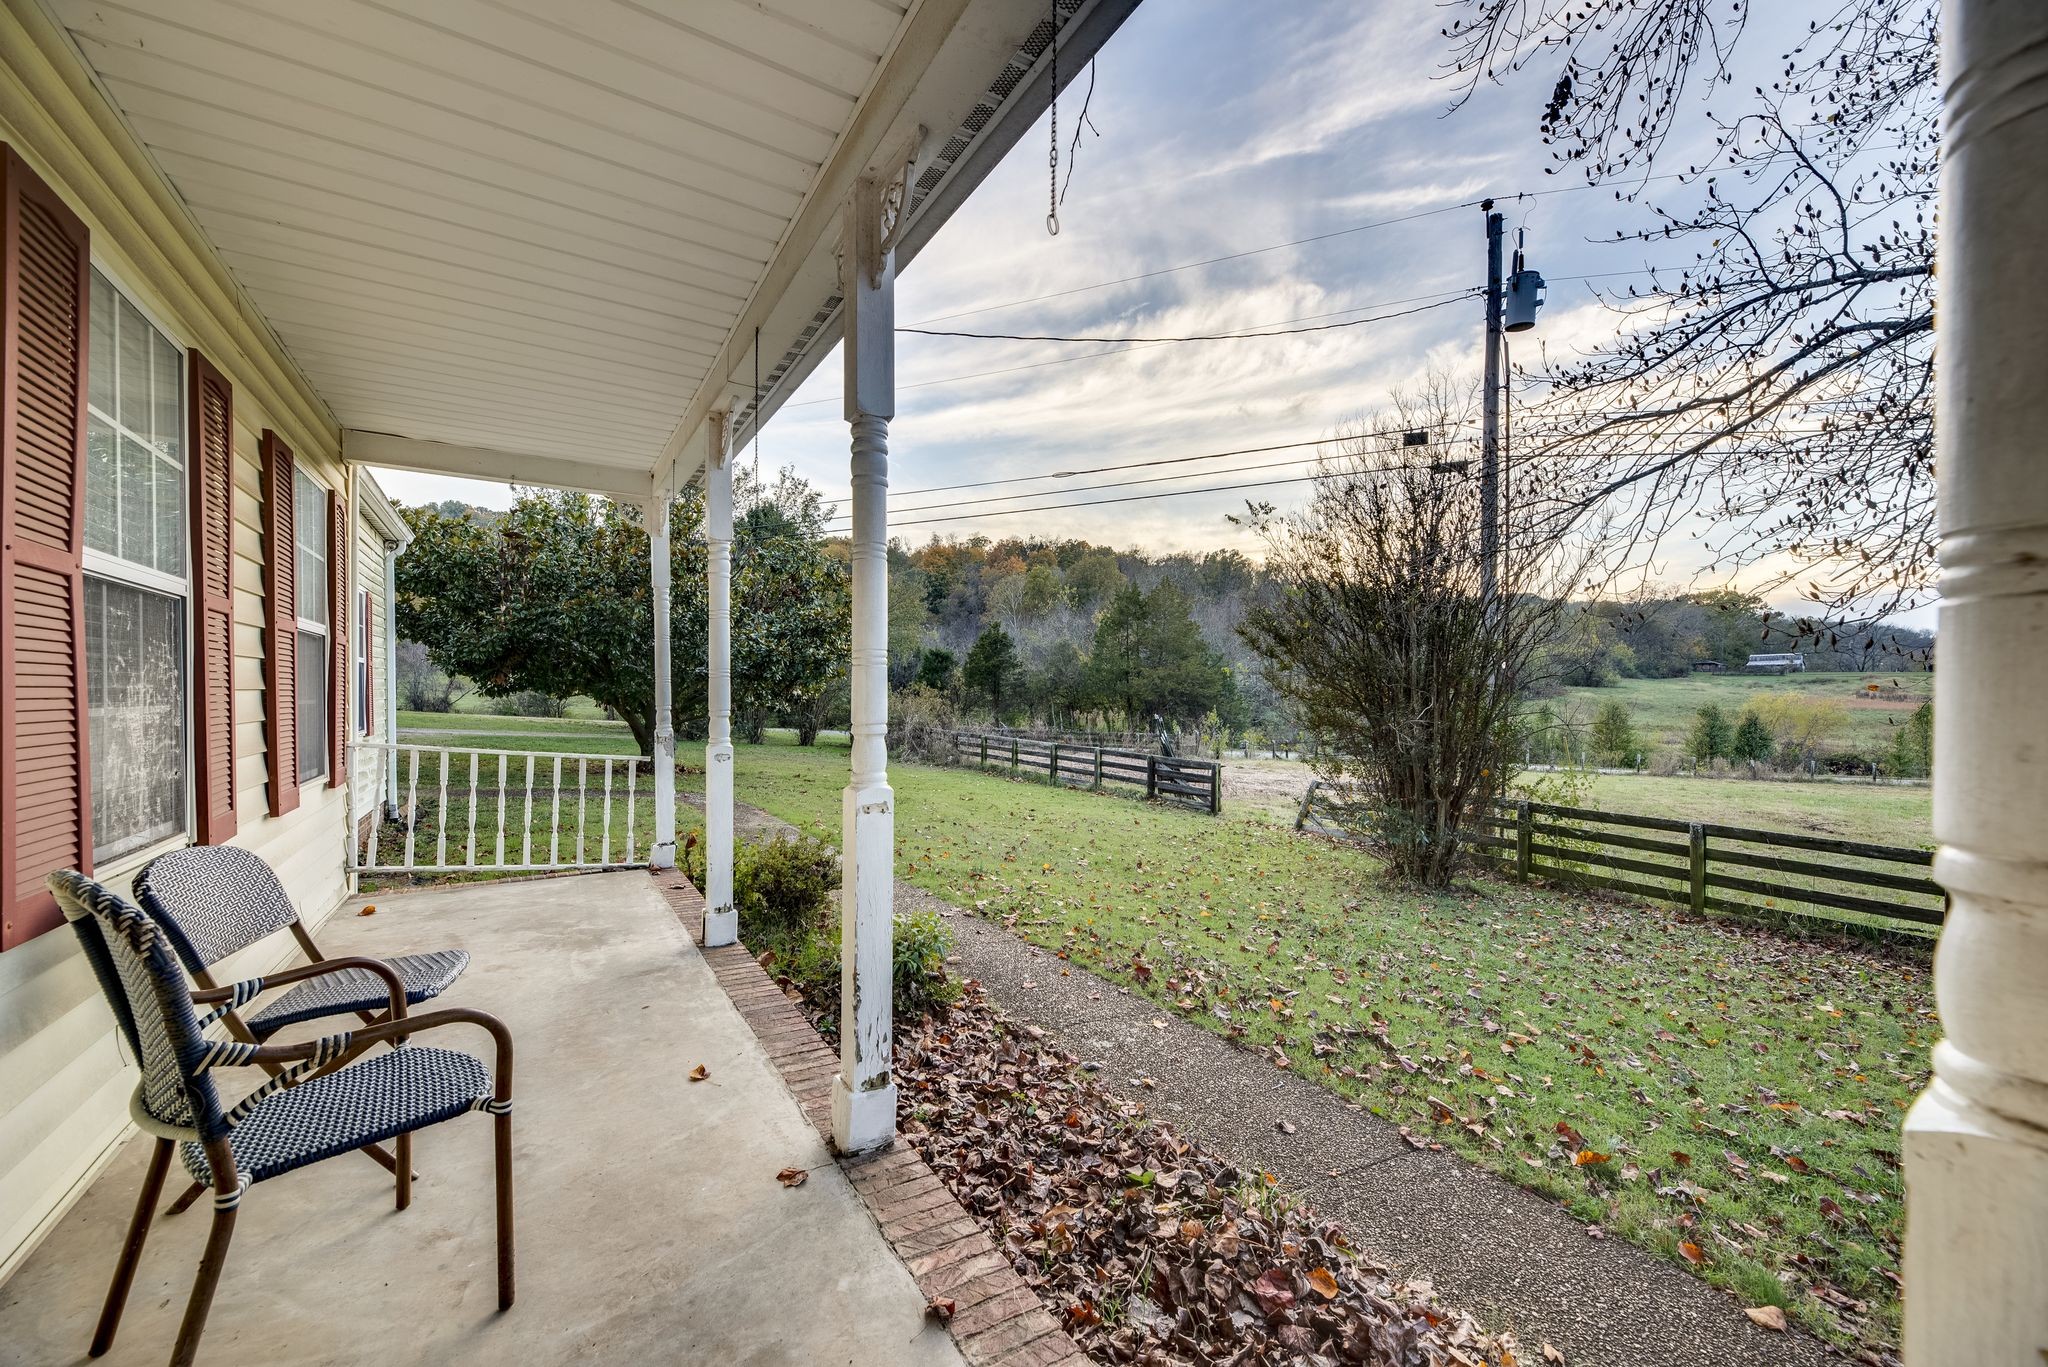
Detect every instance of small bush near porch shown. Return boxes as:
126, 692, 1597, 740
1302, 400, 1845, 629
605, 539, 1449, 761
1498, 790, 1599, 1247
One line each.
716, 733, 1930, 1356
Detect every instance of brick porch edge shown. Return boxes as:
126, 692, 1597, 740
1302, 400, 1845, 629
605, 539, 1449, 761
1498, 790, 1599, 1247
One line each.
652, 869, 1089, 1367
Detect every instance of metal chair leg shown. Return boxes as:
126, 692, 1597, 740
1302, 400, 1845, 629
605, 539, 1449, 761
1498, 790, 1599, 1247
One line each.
90, 1138, 172, 1357
494, 1113, 515, 1310
395, 1130, 412, 1211
169, 1203, 237, 1367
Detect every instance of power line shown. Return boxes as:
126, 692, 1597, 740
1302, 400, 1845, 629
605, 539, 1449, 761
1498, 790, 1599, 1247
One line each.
786, 285, 1485, 409
869, 419, 1477, 499
899, 292, 1479, 345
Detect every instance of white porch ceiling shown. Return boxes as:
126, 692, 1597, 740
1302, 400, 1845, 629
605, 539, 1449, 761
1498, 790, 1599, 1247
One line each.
44, 0, 1139, 497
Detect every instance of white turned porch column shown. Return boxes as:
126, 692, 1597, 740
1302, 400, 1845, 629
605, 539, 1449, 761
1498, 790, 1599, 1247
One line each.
648, 486, 677, 870
1904, 1, 2048, 1360
702, 412, 738, 945
832, 170, 899, 1153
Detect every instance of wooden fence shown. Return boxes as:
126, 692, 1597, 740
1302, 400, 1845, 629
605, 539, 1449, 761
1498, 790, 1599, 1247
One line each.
1296, 781, 1942, 934
951, 731, 1222, 813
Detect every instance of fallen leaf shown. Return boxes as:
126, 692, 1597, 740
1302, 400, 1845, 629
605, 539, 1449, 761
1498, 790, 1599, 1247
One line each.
1678, 1241, 1706, 1266
1307, 1267, 1340, 1299
1573, 1150, 1613, 1167
687, 1064, 709, 1082
357, 904, 377, 916
1276, 1119, 1298, 1135
925, 1298, 955, 1322
1543, 1344, 1567, 1364
1744, 1305, 1787, 1331
1250, 1267, 1296, 1315
775, 1166, 808, 1188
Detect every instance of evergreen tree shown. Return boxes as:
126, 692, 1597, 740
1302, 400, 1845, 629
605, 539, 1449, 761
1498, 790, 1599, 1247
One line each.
1731, 709, 1775, 764
1590, 699, 1639, 765
1889, 699, 1933, 777
963, 623, 1019, 719
1686, 702, 1733, 763
915, 648, 956, 693
1082, 581, 1226, 726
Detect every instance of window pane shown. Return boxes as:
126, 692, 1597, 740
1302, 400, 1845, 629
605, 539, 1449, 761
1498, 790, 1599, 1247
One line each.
116, 294, 150, 439
87, 577, 186, 862
295, 469, 328, 626
118, 433, 153, 569
89, 270, 112, 415
86, 415, 117, 558
298, 629, 327, 781
152, 330, 182, 463
151, 448, 184, 576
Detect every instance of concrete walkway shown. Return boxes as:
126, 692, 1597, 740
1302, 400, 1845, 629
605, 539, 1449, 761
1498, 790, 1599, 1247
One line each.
0, 871, 960, 1367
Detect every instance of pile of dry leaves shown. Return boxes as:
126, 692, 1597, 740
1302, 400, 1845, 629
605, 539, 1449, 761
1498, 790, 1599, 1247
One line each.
895, 983, 1512, 1366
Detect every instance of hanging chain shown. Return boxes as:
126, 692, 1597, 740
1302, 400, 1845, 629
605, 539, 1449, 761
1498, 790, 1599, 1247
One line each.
1046, 0, 1059, 236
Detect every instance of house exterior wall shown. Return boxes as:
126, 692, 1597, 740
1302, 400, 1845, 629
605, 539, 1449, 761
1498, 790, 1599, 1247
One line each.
0, 0, 374, 1282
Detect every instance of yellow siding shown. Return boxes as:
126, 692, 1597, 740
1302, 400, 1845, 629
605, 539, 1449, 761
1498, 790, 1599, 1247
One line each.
0, 0, 375, 1282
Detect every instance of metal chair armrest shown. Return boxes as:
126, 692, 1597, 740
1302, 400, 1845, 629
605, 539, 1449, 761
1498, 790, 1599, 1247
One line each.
190, 955, 408, 1023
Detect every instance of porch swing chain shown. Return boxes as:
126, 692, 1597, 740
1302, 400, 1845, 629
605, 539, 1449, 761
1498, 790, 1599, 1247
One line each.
1046, 0, 1058, 236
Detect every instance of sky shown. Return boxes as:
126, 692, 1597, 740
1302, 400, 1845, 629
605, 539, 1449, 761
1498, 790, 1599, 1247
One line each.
375, 1, 1936, 630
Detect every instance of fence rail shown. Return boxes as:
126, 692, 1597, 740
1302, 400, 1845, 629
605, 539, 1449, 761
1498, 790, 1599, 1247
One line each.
951, 731, 1222, 813
355, 742, 648, 874
1296, 781, 1942, 934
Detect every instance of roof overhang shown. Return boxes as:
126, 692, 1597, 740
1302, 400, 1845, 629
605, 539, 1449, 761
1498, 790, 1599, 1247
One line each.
38, 0, 1141, 503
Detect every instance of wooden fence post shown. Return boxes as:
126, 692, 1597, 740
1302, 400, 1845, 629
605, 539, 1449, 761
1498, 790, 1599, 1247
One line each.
1295, 779, 1319, 831
1050, 742, 1060, 786
1010, 738, 1018, 775
1093, 745, 1103, 789
1146, 756, 1158, 800
1688, 822, 1707, 913
1515, 801, 1532, 881
980, 735, 988, 769
1208, 760, 1222, 814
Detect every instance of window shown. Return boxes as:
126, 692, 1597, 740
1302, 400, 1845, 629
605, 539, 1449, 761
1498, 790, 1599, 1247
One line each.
294, 467, 330, 782
356, 586, 373, 734
84, 267, 188, 863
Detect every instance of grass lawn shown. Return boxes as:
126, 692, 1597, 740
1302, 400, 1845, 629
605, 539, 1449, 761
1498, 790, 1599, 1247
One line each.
1581, 773, 1932, 851
1555, 671, 1932, 759
717, 734, 1929, 1354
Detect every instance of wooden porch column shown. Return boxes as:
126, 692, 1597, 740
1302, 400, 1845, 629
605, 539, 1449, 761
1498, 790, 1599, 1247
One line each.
702, 413, 738, 946
1904, 1, 2048, 1358
832, 168, 900, 1154
648, 485, 677, 871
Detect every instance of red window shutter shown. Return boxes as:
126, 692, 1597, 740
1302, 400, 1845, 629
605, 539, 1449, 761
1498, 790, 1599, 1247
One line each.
0, 146, 91, 950
327, 488, 347, 787
189, 351, 236, 843
260, 430, 298, 817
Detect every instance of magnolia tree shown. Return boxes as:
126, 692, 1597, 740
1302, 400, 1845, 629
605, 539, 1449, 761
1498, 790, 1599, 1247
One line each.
396, 470, 848, 754
1239, 421, 1591, 887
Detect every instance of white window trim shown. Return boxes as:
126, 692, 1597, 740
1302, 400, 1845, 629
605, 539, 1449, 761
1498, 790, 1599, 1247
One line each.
294, 467, 332, 783
83, 258, 196, 862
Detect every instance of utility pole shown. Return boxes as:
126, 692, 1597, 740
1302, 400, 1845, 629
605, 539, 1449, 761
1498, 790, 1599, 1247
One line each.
1480, 205, 1504, 610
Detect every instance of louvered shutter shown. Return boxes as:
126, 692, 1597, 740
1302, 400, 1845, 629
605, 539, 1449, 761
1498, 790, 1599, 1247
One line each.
327, 488, 347, 787
0, 147, 91, 950
260, 430, 298, 817
189, 352, 236, 843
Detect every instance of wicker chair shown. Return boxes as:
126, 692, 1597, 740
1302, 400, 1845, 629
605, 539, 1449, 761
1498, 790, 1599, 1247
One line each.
51, 870, 514, 1367
135, 844, 471, 1212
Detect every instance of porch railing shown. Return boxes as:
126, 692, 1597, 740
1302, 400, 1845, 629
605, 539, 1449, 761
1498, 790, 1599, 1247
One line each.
354, 742, 648, 874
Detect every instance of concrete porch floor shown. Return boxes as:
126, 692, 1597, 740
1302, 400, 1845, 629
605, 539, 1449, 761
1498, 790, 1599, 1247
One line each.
0, 871, 962, 1367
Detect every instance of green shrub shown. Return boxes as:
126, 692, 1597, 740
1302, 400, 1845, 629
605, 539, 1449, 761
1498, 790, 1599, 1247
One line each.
683, 827, 840, 941
683, 827, 955, 1019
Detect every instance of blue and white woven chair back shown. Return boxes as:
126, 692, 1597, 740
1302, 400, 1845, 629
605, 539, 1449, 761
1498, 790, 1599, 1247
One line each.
134, 845, 299, 972
51, 871, 230, 1145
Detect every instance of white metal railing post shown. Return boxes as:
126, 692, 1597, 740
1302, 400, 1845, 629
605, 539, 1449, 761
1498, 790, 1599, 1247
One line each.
703, 412, 740, 946
435, 747, 450, 867
831, 165, 902, 1155
649, 485, 678, 869
1904, 3, 2048, 1357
